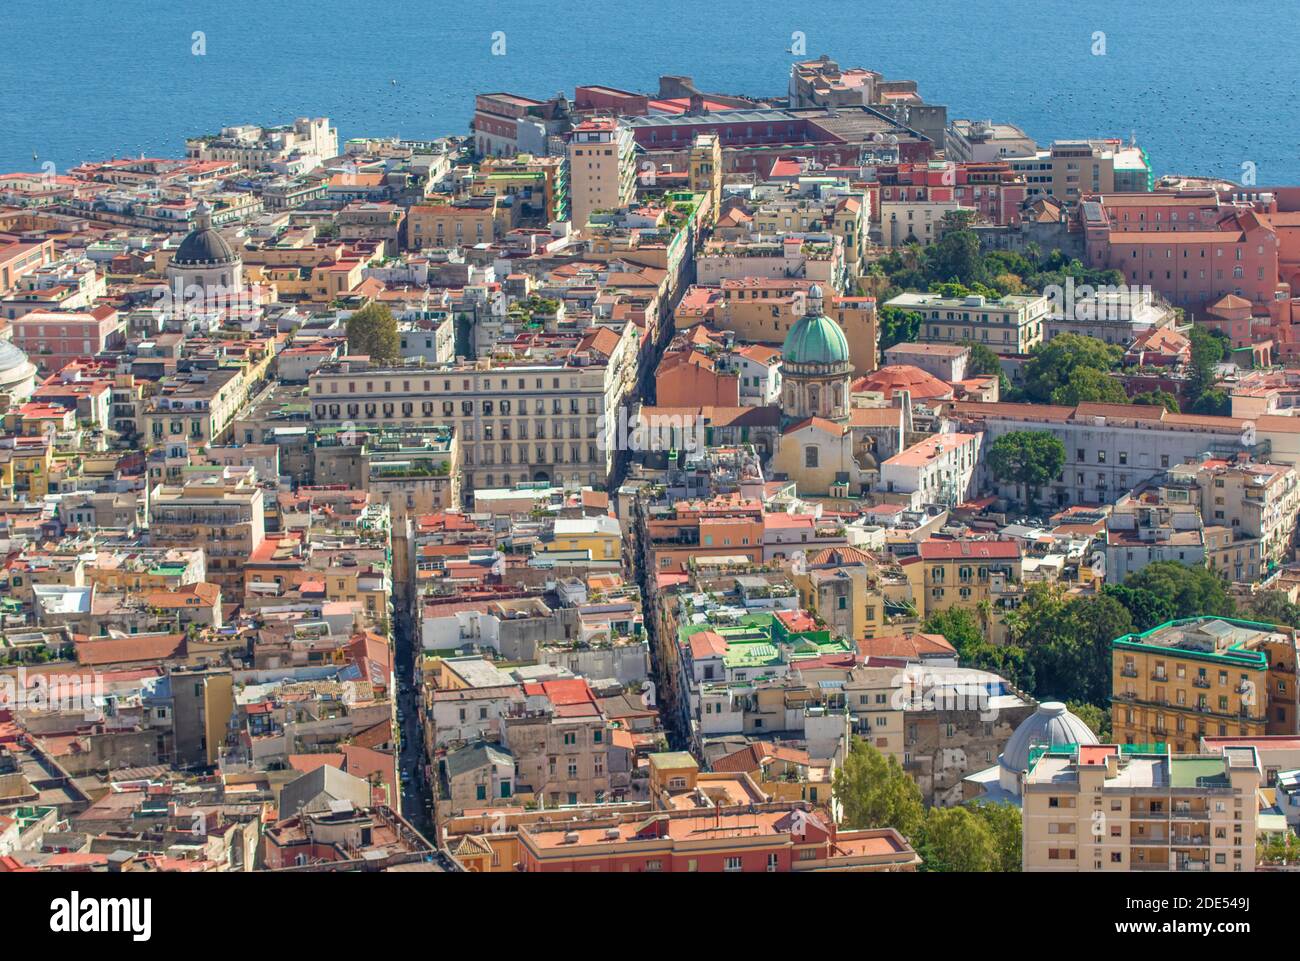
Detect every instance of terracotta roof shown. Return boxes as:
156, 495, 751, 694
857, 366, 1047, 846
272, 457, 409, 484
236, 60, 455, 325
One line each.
854, 364, 952, 401
856, 632, 956, 661
917, 539, 1020, 561
75, 633, 186, 666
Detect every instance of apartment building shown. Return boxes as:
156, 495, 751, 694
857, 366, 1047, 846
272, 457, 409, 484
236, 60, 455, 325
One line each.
187, 118, 338, 172
949, 401, 1267, 508
644, 495, 765, 574
1080, 195, 1287, 313
876, 161, 1028, 228
143, 365, 264, 446
515, 804, 919, 872
1023, 743, 1261, 872
1042, 284, 1177, 344
886, 291, 1049, 355
567, 118, 636, 233
1103, 484, 1205, 584
1167, 455, 1300, 580
9, 306, 124, 373
406, 196, 512, 249
502, 680, 613, 808
945, 120, 1037, 163
1111, 617, 1300, 751
1008, 138, 1152, 204
750, 194, 869, 273
912, 539, 1022, 620
309, 347, 635, 495
879, 432, 981, 508
147, 467, 266, 591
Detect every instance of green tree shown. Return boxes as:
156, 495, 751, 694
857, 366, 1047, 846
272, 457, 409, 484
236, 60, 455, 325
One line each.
1066, 700, 1112, 742
922, 607, 984, 651
1124, 561, 1235, 620
833, 737, 924, 837
878, 305, 924, 352
1245, 591, 1300, 629
928, 223, 986, 288
345, 302, 400, 364
923, 607, 1035, 691
1025, 593, 1134, 705
1188, 389, 1231, 416
960, 340, 1003, 378
1188, 325, 1226, 397
916, 806, 996, 872
1102, 584, 1176, 632
971, 801, 1023, 872
1021, 334, 1123, 404
1130, 389, 1180, 413
1050, 366, 1129, 406
986, 431, 1067, 508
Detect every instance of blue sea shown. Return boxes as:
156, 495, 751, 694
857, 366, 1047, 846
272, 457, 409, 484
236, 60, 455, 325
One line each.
2, 0, 1297, 182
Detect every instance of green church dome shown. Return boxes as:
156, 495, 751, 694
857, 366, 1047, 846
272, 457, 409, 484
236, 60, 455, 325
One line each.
782, 285, 850, 367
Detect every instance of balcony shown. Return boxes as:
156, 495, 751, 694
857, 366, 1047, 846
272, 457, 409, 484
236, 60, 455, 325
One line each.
1131, 809, 1169, 820
1120, 666, 1139, 678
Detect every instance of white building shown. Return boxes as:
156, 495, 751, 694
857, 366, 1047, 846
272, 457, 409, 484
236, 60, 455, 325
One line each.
879, 432, 981, 508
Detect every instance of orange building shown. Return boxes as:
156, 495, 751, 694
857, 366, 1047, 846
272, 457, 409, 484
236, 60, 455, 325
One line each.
654, 348, 739, 408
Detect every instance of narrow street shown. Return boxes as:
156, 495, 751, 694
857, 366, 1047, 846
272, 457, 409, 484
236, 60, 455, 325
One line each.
393, 604, 432, 837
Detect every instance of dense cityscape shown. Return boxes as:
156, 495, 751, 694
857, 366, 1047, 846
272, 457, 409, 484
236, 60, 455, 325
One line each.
0, 53, 1298, 892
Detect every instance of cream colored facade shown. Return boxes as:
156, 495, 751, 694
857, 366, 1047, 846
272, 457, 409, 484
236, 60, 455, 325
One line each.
843, 664, 906, 764
1175, 459, 1300, 575
1023, 744, 1261, 873
887, 291, 1050, 355
880, 199, 973, 247
568, 119, 636, 233
309, 340, 637, 494
148, 467, 266, 591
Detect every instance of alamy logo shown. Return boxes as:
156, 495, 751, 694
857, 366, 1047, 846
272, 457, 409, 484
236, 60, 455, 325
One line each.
49, 893, 152, 942
1043, 278, 1153, 321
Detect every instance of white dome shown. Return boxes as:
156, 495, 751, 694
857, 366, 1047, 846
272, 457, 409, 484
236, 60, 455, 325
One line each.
1000, 701, 1098, 774
0, 339, 36, 393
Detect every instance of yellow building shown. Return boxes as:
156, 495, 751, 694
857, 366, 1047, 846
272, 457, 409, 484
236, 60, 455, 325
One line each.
795, 555, 888, 641
688, 134, 722, 227
1111, 617, 1300, 752
912, 539, 1023, 618
1023, 743, 1261, 872
406, 199, 510, 249
11, 440, 52, 499
540, 515, 621, 562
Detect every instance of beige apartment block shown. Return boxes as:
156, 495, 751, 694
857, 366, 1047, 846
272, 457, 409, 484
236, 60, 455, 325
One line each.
1023, 744, 1261, 872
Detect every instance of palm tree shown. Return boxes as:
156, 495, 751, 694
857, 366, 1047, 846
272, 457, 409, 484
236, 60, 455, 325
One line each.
901, 242, 923, 271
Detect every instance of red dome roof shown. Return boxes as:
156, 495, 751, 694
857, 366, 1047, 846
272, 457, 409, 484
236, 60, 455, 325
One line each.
853, 364, 952, 401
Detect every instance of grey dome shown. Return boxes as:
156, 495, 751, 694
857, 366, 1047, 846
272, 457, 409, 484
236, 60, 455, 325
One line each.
0, 339, 32, 373
0, 339, 36, 386
173, 224, 236, 266
999, 701, 1098, 773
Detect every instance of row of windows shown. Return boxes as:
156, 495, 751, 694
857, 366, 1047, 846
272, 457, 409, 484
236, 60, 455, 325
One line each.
316, 373, 587, 393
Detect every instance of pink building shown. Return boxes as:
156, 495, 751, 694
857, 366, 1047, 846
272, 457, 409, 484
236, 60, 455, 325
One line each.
1083, 190, 1300, 317
10, 305, 124, 373
876, 161, 1028, 225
